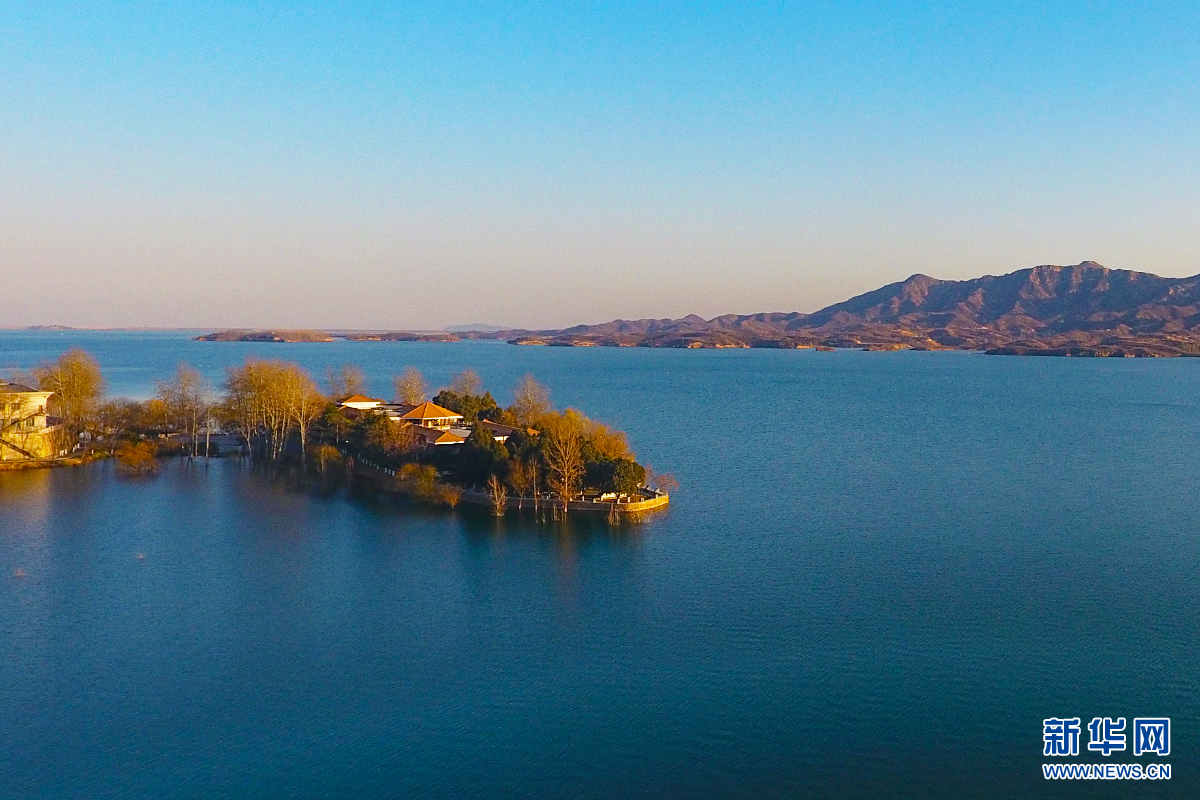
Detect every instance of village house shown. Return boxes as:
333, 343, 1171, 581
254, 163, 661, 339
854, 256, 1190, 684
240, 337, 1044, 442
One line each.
476, 420, 527, 443
331, 394, 541, 452
395, 401, 463, 430
407, 425, 467, 447
0, 382, 63, 461
336, 396, 495, 448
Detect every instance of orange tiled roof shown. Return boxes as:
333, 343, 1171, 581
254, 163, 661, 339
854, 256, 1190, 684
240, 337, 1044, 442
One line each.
400, 401, 463, 421
408, 425, 466, 445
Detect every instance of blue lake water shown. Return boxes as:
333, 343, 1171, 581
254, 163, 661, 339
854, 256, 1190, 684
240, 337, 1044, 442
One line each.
1, 330, 1198, 798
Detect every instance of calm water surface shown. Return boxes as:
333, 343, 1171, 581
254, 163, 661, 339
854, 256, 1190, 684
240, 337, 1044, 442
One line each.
1, 331, 1198, 798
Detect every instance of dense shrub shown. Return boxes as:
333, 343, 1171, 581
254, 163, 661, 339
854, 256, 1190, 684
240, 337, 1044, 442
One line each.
115, 441, 158, 475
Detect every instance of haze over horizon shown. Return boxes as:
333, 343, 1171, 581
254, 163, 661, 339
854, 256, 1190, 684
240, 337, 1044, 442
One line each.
4, 3, 1200, 330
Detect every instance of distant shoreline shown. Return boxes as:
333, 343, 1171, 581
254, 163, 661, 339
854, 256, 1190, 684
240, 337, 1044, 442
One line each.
188, 327, 1200, 358
20, 261, 1200, 357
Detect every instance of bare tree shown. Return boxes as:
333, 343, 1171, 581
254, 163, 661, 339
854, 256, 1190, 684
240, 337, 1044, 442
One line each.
393, 367, 427, 405
437, 484, 462, 508
32, 348, 105, 441
96, 399, 145, 446
326, 364, 366, 399
449, 369, 482, 397
312, 443, 341, 480
362, 415, 417, 458
644, 465, 679, 495
221, 358, 322, 463
655, 473, 679, 494
508, 458, 539, 509
280, 363, 324, 462
510, 375, 550, 427
222, 359, 267, 457
543, 424, 583, 515
156, 363, 211, 458
224, 358, 288, 460
487, 473, 508, 516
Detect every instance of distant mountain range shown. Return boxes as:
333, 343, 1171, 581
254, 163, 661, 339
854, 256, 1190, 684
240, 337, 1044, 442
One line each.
194, 263, 1200, 357
485, 262, 1200, 356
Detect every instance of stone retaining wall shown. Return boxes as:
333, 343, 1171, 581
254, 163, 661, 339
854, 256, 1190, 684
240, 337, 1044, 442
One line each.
352, 458, 669, 515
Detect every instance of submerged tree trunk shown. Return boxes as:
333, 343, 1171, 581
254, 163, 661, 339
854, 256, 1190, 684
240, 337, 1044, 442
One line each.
487, 474, 508, 517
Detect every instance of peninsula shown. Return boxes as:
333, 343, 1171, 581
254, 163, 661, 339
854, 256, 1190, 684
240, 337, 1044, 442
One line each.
3, 350, 672, 518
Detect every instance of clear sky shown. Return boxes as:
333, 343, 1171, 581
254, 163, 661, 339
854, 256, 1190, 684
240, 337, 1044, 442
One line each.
3, 2, 1199, 329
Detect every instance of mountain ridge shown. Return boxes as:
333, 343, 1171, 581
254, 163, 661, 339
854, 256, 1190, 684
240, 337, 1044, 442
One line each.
486, 262, 1200, 355
193, 262, 1200, 356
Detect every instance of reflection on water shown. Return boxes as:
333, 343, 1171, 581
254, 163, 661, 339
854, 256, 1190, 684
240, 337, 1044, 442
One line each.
0, 465, 54, 520
0, 466, 54, 580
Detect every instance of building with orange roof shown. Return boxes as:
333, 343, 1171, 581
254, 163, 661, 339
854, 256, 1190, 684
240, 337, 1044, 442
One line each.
406, 424, 468, 447
475, 420, 536, 443
399, 401, 463, 430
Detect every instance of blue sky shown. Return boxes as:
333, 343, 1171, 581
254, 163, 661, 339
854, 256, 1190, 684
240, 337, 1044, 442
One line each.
3, 2, 1199, 328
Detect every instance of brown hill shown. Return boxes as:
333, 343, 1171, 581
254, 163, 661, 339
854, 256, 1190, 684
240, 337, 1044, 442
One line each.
491, 263, 1200, 355
800, 262, 1200, 334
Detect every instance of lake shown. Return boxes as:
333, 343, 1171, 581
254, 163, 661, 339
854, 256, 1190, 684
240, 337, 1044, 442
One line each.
2, 331, 1198, 798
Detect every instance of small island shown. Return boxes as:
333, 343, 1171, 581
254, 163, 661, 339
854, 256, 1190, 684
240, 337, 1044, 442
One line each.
341, 332, 461, 343
196, 329, 463, 344
3, 350, 673, 519
195, 329, 333, 342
